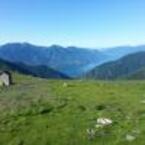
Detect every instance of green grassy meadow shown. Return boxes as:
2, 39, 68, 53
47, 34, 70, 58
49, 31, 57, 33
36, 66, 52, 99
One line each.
0, 73, 145, 145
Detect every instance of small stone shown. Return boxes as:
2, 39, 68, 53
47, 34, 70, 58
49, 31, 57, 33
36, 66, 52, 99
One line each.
97, 118, 113, 126
126, 134, 136, 141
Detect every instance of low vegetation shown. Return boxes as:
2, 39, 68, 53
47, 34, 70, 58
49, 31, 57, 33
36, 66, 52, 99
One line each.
0, 73, 145, 145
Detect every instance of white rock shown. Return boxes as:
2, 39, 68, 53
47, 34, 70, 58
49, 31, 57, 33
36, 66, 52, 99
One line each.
126, 134, 136, 141
97, 118, 113, 126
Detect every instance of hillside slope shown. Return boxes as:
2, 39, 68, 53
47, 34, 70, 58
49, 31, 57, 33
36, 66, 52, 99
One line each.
85, 51, 145, 80
125, 68, 145, 79
0, 58, 69, 79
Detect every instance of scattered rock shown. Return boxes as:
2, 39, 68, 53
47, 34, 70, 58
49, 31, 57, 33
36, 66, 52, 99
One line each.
126, 134, 136, 142
87, 117, 113, 140
97, 118, 113, 126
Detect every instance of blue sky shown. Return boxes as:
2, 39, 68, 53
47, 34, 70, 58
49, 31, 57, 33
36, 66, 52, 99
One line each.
0, 0, 145, 48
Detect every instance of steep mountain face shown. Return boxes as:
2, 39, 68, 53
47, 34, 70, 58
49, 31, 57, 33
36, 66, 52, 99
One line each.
0, 43, 107, 77
0, 58, 69, 79
85, 51, 145, 80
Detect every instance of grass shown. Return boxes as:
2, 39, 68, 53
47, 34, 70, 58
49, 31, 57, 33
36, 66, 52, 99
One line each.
0, 73, 145, 145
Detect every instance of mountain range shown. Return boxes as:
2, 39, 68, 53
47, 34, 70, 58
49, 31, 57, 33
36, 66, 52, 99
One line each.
0, 42, 145, 79
0, 43, 106, 77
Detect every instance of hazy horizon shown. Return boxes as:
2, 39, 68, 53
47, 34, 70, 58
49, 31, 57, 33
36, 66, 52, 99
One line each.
1, 41, 145, 50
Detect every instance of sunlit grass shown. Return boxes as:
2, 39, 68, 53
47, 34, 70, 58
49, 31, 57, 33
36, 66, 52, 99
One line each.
0, 73, 145, 145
